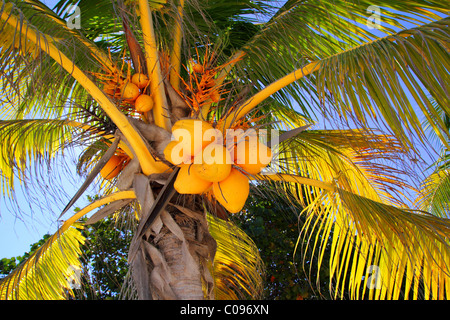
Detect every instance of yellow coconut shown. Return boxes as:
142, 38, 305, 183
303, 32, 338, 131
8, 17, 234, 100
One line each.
234, 138, 272, 175
121, 82, 140, 101
192, 144, 232, 182
100, 155, 123, 180
135, 94, 153, 113
131, 73, 150, 89
213, 168, 249, 213
163, 140, 192, 165
172, 119, 215, 157
174, 164, 212, 194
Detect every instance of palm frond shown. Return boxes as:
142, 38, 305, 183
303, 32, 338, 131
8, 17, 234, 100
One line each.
277, 175, 450, 300
0, 1, 113, 120
208, 214, 265, 300
0, 119, 73, 196
0, 224, 85, 300
313, 17, 449, 149
258, 123, 450, 299
229, 3, 449, 150
335, 189, 450, 299
416, 168, 450, 219
275, 128, 414, 207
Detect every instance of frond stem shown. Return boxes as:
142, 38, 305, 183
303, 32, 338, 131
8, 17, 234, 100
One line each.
252, 173, 335, 192
61, 190, 137, 232
219, 61, 320, 130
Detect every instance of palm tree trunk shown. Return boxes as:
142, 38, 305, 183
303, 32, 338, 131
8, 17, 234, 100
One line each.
127, 174, 216, 300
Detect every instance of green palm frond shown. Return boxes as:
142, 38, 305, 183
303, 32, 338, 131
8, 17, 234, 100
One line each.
416, 168, 450, 219
0, 224, 85, 300
233, 2, 449, 149
208, 214, 265, 300
313, 17, 449, 149
0, 1, 113, 120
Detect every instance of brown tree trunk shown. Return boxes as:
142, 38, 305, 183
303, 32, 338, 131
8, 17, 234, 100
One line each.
127, 174, 216, 300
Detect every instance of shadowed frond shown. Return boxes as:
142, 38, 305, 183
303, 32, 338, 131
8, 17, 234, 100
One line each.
208, 214, 265, 300
0, 224, 85, 300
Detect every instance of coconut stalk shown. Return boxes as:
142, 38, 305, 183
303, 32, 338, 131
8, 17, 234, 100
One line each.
138, 0, 172, 131
253, 173, 335, 192
169, 0, 185, 91
200, 50, 246, 120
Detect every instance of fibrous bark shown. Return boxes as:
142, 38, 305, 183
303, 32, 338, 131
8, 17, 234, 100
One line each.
128, 174, 216, 300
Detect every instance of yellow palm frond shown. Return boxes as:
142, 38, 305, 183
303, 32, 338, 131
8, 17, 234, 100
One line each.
208, 214, 265, 300
0, 191, 137, 300
257, 174, 450, 300
255, 126, 450, 300
0, 224, 85, 300
276, 128, 412, 207
0, 119, 73, 197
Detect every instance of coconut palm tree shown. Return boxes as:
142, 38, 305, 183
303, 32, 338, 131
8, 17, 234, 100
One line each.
0, 0, 449, 300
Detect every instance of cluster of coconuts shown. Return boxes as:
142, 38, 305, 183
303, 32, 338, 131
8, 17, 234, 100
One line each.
163, 119, 273, 213
100, 73, 154, 180
120, 73, 154, 113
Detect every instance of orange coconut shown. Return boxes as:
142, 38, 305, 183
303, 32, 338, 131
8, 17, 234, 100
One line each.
210, 90, 220, 103
213, 168, 249, 213
174, 164, 212, 194
192, 144, 232, 182
131, 73, 150, 89
163, 140, 192, 165
121, 82, 140, 101
193, 63, 204, 73
101, 155, 123, 180
103, 81, 118, 96
172, 119, 215, 157
135, 94, 153, 113
234, 138, 272, 175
